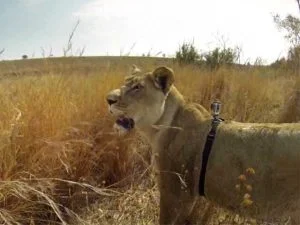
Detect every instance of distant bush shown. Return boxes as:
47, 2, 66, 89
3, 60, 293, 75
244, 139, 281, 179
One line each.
175, 42, 201, 65
273, 14, 300, 73
204, 47, 239, 69
175, 42, 239, 69
271, 46, 300, 72
270, 57, 287, 69
22, 54, 28, 60
287, 45, 300, 72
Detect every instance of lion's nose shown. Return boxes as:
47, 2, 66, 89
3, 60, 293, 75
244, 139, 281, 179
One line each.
106, 89, 121, 105
107, 99, 117, 105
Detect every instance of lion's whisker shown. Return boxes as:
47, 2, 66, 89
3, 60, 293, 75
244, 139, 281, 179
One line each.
151, 125, 183, 131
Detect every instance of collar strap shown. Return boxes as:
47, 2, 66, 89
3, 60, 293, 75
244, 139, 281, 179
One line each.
199, 117, 223, 196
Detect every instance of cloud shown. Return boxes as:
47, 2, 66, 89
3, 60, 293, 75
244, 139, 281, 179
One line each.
17, 0, 47, 7
73, 0, 203, 21
72, 0, 298, 63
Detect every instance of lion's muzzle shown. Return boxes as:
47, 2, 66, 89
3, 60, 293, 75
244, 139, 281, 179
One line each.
107, 89, 121, 106
106, 89, 135, 134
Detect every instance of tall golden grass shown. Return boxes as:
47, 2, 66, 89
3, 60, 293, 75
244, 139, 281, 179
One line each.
0, 57, 299, 224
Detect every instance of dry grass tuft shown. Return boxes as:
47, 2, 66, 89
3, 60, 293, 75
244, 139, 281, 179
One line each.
76, 178, 159, 225
279, 77, 300, 123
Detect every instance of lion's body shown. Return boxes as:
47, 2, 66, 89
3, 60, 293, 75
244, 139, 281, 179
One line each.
207, 122, 300, 221
107, 66, 300, 225
151, 88, 300, 224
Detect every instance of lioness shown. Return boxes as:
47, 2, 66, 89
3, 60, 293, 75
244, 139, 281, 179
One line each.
106, 66, 300, 225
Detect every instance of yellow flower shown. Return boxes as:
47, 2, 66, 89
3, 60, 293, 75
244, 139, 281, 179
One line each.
245, 184, 253, 192
246, 167, 255, 175
241, 198, 253, 207
238, 174, 247, 182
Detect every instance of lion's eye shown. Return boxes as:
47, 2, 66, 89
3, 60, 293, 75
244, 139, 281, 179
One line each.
132, 84, 143, 91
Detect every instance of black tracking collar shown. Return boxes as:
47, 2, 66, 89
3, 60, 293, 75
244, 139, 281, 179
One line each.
199, 117, 223, 196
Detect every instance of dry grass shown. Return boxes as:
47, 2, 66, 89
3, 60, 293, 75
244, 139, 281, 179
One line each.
0, 57, 299, 224
279, 77, 300, 123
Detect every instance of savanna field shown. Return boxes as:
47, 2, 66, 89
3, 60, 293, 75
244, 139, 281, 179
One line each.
0, 56, 299, 225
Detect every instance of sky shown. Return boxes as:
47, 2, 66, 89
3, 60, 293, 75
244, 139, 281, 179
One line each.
0, 0, 299, 64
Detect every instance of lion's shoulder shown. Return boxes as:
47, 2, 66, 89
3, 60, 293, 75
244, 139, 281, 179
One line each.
180, 102, 210, 120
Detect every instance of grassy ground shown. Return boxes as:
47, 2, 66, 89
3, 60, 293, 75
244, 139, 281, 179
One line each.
0, 57, 299, 224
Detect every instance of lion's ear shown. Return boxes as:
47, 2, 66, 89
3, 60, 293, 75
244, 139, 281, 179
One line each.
131, 64, 141, 74
152, 66, 175, 94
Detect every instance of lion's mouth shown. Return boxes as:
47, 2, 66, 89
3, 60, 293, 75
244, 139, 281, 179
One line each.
115, 116, 135, 131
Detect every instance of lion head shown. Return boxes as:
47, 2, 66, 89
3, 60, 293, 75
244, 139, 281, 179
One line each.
106, 65, 175, 134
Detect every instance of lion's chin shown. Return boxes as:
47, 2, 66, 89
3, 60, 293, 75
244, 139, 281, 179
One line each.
113, 116, 135, 136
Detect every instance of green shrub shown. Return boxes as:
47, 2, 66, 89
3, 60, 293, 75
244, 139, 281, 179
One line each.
204, 47, 238, 69
175, 42, 201, 65
175, 42, 239, 69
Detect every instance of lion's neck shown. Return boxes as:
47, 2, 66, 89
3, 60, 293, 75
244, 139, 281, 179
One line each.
137, 86, 185, 143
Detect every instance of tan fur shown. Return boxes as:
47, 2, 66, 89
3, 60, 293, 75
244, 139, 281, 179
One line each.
106, 66, 300, 225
